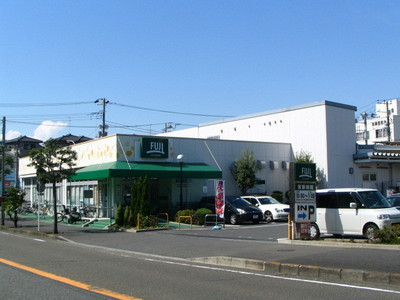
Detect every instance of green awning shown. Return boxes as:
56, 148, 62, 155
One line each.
69, 161, 222, 181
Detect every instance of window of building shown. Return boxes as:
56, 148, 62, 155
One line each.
362, 173, 377, 181
375, 128, 388, 138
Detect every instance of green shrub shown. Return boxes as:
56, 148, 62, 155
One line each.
123, 206, 131, 227
193, 208, 213, 225
374, 225, 400, 244
271, 191, 283, 202
115, 204, 124, 227
140, 215, 158, 229
175, 209, 195, 224
128, 207, 136, 227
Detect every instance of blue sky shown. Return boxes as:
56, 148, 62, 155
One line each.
1, 0, 399, 141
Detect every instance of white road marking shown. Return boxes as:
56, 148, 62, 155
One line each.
142, 257, 400, 295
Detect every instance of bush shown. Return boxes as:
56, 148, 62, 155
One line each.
175, 209, 195, 224
139, 215, 159, 229
193, 208, 213, 225
123, 206, 131, 227
374, 225, 400, 244
271, 191, 283, 202
115, 204, 124, 227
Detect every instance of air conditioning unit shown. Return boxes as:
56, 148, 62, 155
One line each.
281, 161, 289, 170
269, 161, 278, 169
257, 160, 267, 169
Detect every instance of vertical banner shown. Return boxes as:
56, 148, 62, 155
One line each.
215, 180, 225, 218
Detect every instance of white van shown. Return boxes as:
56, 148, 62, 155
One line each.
310, 188, 400, 239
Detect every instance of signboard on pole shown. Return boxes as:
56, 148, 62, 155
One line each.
294, 182, 316, 222
215, 180, 225, 219
290, 162, 317, 239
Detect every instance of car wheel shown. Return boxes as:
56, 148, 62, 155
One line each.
264, 211, 273, 222
363, 224, 378, 240
310, 223, 320, 239
229, 214, 238, 225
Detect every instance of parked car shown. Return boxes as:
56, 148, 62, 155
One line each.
386, 193, 400, 208
311, 188, 400, 239
225, 197, 263, 225
198, 196, 263, 225
241, 195, 289, 222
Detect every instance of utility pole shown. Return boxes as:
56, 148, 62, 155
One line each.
1, 117, 6, 225
360, 112, 374, 145
95, 98, 109, 137
386, 100, 391, 142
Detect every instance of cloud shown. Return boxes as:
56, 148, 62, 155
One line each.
6, 130, 22, 140
33, 120, 68, 141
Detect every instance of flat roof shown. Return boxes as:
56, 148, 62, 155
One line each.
198, 100, 357, 127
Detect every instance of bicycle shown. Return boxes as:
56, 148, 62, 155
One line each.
41, 201, 54, 217
16, 202, 33, 215
81, 206, 97, 218
57, 205, 70, 223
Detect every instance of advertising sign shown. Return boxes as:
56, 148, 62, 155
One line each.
295, 163, 316, 182
215, 180, 225, 218
141, 138, 169, 158
293, 163, 317, 224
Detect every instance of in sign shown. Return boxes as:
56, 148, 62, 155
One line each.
295, 203, 316, 222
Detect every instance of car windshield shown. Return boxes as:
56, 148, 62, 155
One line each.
258, 197, 280, 205
228, 198, 252, 207
358, 191, 391, 208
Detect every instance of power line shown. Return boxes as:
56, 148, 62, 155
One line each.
7, 120, 99, 128
111, 102, 235, 118
0, 100, 236, 118
5, 112, 100, 119
0, 101, 93, 107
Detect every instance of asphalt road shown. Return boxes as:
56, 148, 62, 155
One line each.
1, 230, 400, 300
48, 221, 400, 274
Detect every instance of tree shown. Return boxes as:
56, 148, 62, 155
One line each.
130, 176, 150, 228
3, 187, 25, 228
28, 139, 77, 234
294, 150, 325, 188
1, 149, 15, 226
295, 150, 314, 163
115, 203, 124, 227
0, 154, 14, 176
231, 149, 257, 195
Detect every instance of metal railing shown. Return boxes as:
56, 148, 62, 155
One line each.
178, 216, 192, 230
204, 214, 225, 228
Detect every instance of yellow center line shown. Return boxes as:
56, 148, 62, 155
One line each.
0, 258, 142, 300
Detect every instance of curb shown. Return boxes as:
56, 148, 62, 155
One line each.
278, 238, 400, 251
189, 256, 400, 286
0, 225, 58, 239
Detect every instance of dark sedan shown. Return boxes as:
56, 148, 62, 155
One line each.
198, 196, 263, 225
224, 197, 263, 225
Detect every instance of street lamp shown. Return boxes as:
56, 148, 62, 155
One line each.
177, 154, 184, 210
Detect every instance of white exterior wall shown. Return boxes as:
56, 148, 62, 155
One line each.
160, 101, 357, 188
165, 137, 292, 196
325, 105, 357, 187
19, 135, 292, 206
